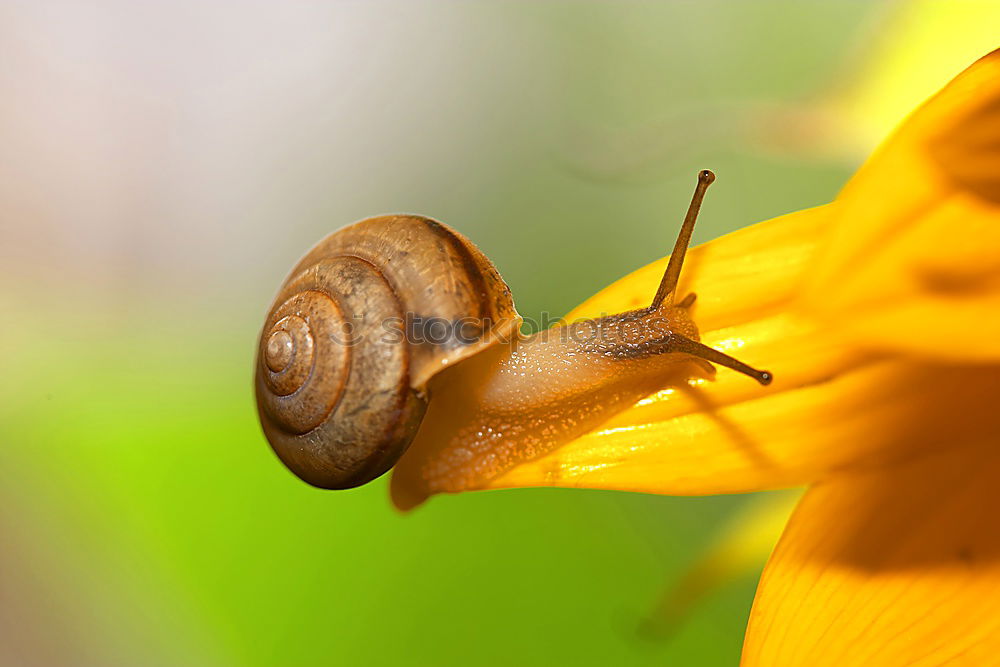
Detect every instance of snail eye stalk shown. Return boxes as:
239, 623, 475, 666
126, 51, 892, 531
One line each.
650, 169, 715, 311
647, 169, 773, 386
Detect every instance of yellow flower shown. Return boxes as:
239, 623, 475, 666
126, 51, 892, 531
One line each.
392, 49, 1000, 663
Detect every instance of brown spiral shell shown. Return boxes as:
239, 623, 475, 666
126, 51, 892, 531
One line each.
255, 214, 520, 489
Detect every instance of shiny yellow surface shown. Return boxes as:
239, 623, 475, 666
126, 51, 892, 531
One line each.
489, 358, 1000, 495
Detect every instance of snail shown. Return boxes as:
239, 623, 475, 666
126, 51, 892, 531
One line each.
255, 170, 771, 504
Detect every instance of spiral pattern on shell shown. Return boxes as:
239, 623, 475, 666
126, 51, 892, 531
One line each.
255, 215, 520, 489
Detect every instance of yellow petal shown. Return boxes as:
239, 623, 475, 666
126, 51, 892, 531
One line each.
478, 202, 1000, 496
742, 436, 1000, 666
487, 361, 1000, 496
802, 49, 1000, 360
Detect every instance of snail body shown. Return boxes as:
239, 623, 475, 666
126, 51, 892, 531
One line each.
388, 299, 717, 509
255, 171, 770, 497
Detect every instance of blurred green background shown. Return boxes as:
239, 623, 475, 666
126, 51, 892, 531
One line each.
2, 2, 995, 665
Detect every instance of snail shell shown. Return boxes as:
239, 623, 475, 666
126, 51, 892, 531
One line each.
255, 215, 520, 489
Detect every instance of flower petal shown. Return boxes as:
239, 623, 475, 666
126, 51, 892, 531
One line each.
486, 362, 1000, 495
742, 436, 1000, 666
477, 204, 1000, 496
802, 49, 1000, 360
